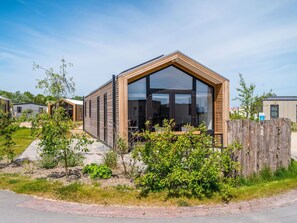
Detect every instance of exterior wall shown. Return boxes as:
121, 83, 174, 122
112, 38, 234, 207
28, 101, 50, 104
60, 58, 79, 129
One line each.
263, 100, 297, 122
84, 82, 115, 147
13, 104, 47, 118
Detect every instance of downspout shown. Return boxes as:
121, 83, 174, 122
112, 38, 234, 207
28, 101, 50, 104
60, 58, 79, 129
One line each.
112, 75, 116, 147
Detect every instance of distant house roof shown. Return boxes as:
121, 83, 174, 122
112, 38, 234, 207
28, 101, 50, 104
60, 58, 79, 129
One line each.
0, 96, 9, 101
264, 96, 297, 101
13, 103, 47, 107
64, 99, 83, 105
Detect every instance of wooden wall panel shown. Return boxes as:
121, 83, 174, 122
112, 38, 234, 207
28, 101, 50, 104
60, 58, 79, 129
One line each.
84, 82, 115, 148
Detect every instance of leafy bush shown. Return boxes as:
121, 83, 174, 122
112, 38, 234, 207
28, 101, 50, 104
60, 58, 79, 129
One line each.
103, 151, 118, 169
38, 154, 58, 169
132, 120, 241, 199
60, 151, 84, 167
83, 163, 112, 179
0, 110, 18, 162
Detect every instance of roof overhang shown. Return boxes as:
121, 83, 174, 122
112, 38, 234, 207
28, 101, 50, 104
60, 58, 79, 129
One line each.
120, 51, 229, 86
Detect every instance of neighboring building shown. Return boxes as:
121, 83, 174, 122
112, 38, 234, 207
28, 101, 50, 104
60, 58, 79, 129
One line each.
13, 103, 47, 118
0, 96, 10, 113
263, 96, 297, 122
84, 51, 230, 148
48, 99, 83, 122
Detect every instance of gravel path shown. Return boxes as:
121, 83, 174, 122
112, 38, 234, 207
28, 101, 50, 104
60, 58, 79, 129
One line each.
18, 139, 110, 165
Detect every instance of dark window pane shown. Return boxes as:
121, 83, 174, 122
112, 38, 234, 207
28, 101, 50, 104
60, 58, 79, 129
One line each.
196, 80, 213, 130
104, 94, 107, 142
128, 78, 146, 131
270, 105, 279, 119
150, 66, 192, 90
152, 93, 169, 127
175, 94, 192, 131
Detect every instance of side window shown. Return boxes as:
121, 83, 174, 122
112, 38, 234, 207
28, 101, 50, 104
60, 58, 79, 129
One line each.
270, 105, 279, 119
84, 102, 87, 117
89, 100, 92, 117
39, 107, 43, 113
17, 107, 22, 113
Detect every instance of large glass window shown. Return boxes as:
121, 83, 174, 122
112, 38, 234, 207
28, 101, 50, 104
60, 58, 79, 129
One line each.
127, 65, 214, 132
150, 66, 192, 90
128, 77, 146, 131
196, 80, 213, 129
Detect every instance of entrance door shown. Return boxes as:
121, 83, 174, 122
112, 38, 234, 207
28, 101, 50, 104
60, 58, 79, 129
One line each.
150, 92, 193, 131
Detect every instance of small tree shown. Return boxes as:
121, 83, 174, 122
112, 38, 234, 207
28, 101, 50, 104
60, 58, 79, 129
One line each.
233, 74, 274, 120
34, 58, 75, 100
32, 107, 91, 175
32, 59, 91, 175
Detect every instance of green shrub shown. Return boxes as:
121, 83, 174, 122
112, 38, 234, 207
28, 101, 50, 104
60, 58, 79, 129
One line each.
177, 199, 191, 207
103, 151, 118, 169
83, 163, 112, 179
132, 120, 241, 199
60, 151, 84, 167
38, 154, 58, 169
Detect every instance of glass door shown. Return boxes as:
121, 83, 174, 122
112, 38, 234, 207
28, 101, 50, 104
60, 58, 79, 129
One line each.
151, 93, 170, 127
174, 94, 192, 131
149, 92, 193, 131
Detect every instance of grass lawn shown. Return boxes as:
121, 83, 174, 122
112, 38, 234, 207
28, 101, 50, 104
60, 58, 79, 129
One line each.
1, 161, 297, 207
0, 127, 34, 157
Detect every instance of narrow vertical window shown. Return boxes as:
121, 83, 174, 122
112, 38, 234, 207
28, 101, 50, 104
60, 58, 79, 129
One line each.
104, 94, 107, 142
89, 100, 91, 117
84, 102, 87, 117
97, 96, 100, 138
270, 105, 279, 119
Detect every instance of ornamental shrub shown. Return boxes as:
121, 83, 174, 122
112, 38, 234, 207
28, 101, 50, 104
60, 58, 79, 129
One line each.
132, 120, 241, 200
83, 163, 112, 179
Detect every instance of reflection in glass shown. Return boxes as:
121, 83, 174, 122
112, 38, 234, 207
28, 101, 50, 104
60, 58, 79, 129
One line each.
150, 66, 192, 90
174, 94, 192, 131
152, 93, 170, 127
128, 78, 146, 131
196, 80, 213, 129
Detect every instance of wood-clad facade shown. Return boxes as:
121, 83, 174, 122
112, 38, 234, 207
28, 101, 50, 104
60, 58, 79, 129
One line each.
84, 51, 230, 148
48, 99, 83, 122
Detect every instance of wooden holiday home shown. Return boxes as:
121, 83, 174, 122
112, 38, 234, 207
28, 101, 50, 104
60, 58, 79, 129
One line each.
84, 51, 230, 148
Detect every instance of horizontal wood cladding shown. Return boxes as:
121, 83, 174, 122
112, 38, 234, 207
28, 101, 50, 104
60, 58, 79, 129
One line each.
84, 82, 115, 148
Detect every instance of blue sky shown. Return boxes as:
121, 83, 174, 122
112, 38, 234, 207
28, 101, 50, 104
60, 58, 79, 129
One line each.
0, 0, 297, 106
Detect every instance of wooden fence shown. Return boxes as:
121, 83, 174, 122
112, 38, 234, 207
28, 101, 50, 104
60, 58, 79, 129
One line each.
227, 118, 291, 177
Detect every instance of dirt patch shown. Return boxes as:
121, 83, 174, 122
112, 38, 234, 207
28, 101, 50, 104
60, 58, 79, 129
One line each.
0, 161, 134, 187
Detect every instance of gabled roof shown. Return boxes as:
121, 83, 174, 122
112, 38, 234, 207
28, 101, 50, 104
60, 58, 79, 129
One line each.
264, 96, 297, 101
85, 50, 229, 97
118, 51, 229, 82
